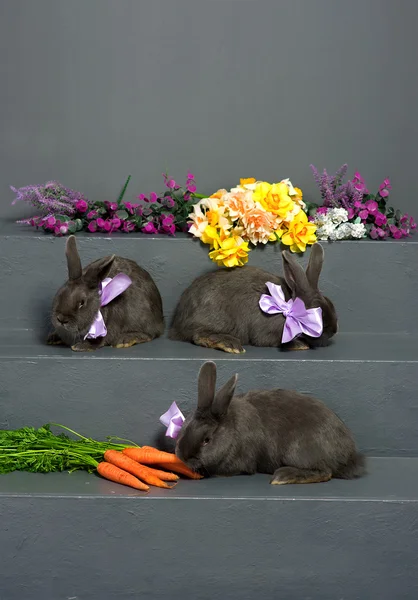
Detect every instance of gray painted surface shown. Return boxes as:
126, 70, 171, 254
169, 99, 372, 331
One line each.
1, 224, 418, 333
0, 331, 417, 456
1, 461, 418, 600
1, 0, 417, 222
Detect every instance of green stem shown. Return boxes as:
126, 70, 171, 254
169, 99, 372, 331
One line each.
47, 423, 90, 441
117, 175, 132, 205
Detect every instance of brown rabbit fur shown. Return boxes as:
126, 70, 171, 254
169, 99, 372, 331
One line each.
170, 243, 338, 353
48, 236, 164, 351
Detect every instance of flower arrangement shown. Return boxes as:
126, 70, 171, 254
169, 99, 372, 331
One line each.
309, 165, 416, 241
188, 178, 317, 267
11, 173, 202, 236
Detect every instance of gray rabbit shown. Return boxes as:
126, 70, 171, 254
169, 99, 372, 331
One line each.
170, 243, 337, 353
47, 235, 164, 351
176, 361, 365, 484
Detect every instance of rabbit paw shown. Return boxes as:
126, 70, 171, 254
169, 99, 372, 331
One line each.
271, 466, 332, 485
71, 341, 98, 352
113, 333, 152, 349
285, 339, 310, 351
46, 332, 64, 346
193, 333, 245, 354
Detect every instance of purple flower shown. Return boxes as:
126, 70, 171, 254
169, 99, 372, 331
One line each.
87, 210, 98, 219
347, 208, 355, 220
162, 213, 175, 225
103, 220, 112, 232
97, 218, 105, 228
186, 182, 197, 193
354, 201, 364, 209
358, 209, 369, 221
142, 222, 157, 234
124, 202, 133, 212
374, 212, 387, 227
149, 192, 158, 203
391, 227, 402, 240
187, 172, 195, 180
138, 194, 147, 201
370, 227, 379, 240
364, 200, 378, 214
112, 217, 122, 229
106, 202, 118, 212
76, 199, 88, 213
47, 216, 56, 227
166, 179, 176, 189
88, 220, 98, 233
410, 217, 417, 230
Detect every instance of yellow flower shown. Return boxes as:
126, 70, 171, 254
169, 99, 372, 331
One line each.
240, 177, 256, 186
253, 181, 295, 220
294, 187, 303, 201
209, 236, 250, 268
200, 225, 229, 249
280, 211, 317, 253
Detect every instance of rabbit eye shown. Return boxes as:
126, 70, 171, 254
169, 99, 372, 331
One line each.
78, 300, 85, 309
202, 438, 210, 446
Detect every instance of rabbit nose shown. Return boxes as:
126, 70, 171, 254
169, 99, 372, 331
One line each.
57, 315, 69, 325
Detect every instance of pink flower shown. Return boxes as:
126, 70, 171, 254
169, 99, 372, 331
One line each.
186, 182, 197, 193
352, 172, 368, 194
358, 209, 369, 221
354, 201, 364, 209
47, 216, 56, 227
374, 212, 387, 227
76, 199, 88, 213
241, 206, 275, 244
87, 210, 98, 219
108, 202, 118, 211
138, 194, 147, 201
316, 206, 329, 215
142, 222, 157, 234
149, 192, 158, 203
112, 217, 121, 229
187, 172, 195, 180
103, 220, 112, 232
60, 224, 69, 235
378, 178, 391, 198
97, 218, 105, 228
166, 179, 176, 189
122, 221, 135, 233
88, 220, 97, 233
364, 200, 378, 214
347, 208, 355, 220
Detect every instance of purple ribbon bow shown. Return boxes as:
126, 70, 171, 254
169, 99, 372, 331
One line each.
259, 282, 323, 343
160, 402, 185, 439
84, 273, 132, 340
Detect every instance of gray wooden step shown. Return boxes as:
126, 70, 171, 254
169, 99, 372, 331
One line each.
0, 458, 417, 600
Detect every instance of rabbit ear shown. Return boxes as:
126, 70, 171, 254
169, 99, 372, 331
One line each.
282, 250, 310, 296
83, 255, 116, 288
198, 361, 217, 411
305, 243, 324, 290
212, 373, 238, 419
66, 235, 82, 281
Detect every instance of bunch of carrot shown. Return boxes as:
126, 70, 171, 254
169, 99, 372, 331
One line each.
97, 446, 203, 491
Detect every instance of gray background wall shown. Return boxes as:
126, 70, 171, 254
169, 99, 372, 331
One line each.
1, 0, 417, 220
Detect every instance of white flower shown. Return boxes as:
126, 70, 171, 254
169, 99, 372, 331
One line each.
280, 178, 297, 196
316, 222, 336, 240
328, 208, 349, 225
348, 223, 366, 239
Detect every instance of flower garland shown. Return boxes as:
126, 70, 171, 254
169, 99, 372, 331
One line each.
188, 178, 317, 267
12, 173, 202, 236
309, 165, 416, 241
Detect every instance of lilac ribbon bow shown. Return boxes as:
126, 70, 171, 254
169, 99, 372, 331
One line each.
259, 282, 323, 343
84, 273, 132, 340
160, 402, 185, 439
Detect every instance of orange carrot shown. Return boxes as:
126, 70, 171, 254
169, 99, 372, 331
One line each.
159, 461, 203, 480
123, 447, 179, 465
97, 461, 149, 491
104, 450, 174, 489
